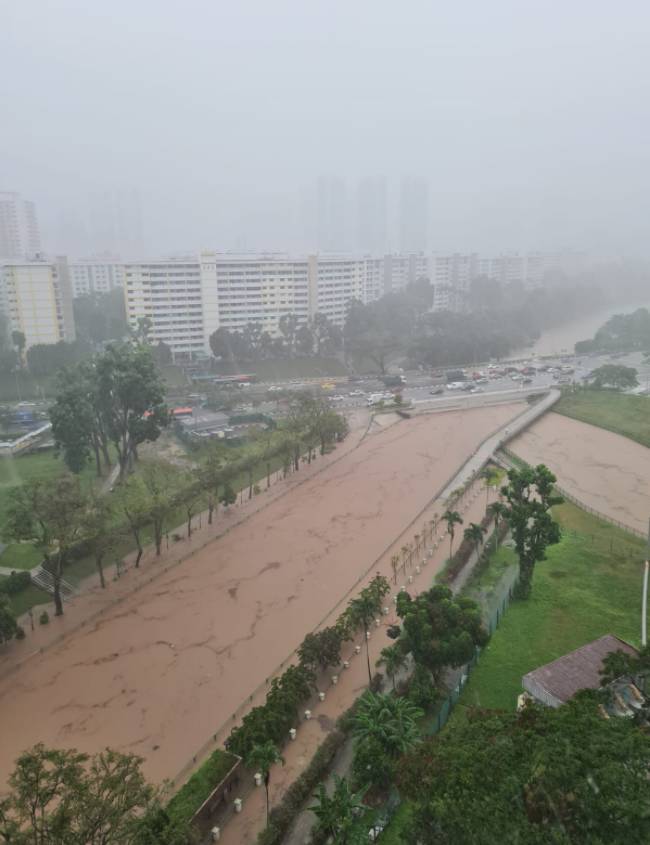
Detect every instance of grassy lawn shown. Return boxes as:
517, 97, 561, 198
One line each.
0, 576, 50, 616
455, 500, 645, 714
0, 543, 41, 570
555, 389, 650, 448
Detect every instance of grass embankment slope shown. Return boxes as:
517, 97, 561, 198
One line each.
457, 501, 644, 713
555, 389, 650, 448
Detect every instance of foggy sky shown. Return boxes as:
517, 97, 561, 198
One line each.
2, 1, 650, 258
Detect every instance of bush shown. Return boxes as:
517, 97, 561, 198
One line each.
165, 749, 237, 830
39, 611, 49, 625
406, 664, 438, 711
0, 570, 32, 596
15, 625, 26, 640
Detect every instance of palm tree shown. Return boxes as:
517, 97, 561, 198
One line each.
309, 776, 367, 844
390, 554, 400, 584
443, 509, 464, 559
348, 593, 378, 686
482, 466, 501, 510
488, 501, 509, 551
378, 644, 409, 690
464, 522, 487, 560
246, 741, 284, 825
351, 691, 423, 761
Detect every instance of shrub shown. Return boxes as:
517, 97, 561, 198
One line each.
406, 664, 438, 711
15, 625, 26, 640
0, 570, 32, 596
165, 749, 237, 830
39, 611, 49, 625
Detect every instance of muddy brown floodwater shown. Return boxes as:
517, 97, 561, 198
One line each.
510, 413, 650, 534
0, 403, 522, 788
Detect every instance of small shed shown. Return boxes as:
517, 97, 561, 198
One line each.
522, 634, 638, 708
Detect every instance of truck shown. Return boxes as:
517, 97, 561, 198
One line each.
445, 369, 466, 383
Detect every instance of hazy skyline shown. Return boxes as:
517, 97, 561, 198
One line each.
2, 1, 650, 258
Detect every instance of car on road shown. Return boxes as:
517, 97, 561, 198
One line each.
522, 377, 533, 384
349, 389, 365, 397
475, 377, 488, 384
429, 387, 444, 395
330, 395, 345, 402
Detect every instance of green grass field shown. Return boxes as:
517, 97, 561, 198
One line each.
555, 389, 650, 448
456, 500, 645, 713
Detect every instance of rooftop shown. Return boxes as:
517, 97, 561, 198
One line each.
522, 634, 638, 707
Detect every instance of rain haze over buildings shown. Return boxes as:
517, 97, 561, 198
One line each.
1, 1, 650, 259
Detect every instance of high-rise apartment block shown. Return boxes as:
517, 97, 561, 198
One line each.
0, 192, 41, 260
122, 252, 432, 359
69, 258, 125, 297
0, 257, 75, 351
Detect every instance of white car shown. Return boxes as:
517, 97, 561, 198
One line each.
349, 389, 365, 397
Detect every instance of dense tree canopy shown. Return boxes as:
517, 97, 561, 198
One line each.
588, 364, 638, 389
501, 465, 563, 599
576, 307, 650, 354
0, 743, 166, 845
398, 698, 650, 844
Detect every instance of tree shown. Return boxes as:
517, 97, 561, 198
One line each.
139, 460, 178, 556
463, 522, 487, 559
175, 470, 203, 538
588, 364, 639, 390
0, 595, 18, 645
246, 741, 284, 826
488, 501, 509, 551
351, 692, 423, 790
481, 466, 501, 509
394, 585, 488, 687
11, 330, 25, 364
397, 698, 650, 845
501, 465, 563, 599
378, 643, 409, 690
80, 493, 116, 588
112, 475, 149, 567
50, 362, 113, 476
73, 289, 127, 346
442, 509, 463, 559
95, 343, 168, 479
6, 475, 85, 616
345, 576, 390, 687
298, 626, 344, 672
309, 776, 367, 844
390, 554, 400, 584
295, 323, 314, 355
209, 326, 236, 362
0, 743, 162, 845
278, 313, 300, 357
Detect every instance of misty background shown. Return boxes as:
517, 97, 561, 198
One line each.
2, 0, 650, 259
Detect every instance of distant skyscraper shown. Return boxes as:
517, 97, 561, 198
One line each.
86, 188, 144, 258
399, 176, 428, 253
0, 192, 41, 259
317, 177, 347, 252
356, 177, 387, 254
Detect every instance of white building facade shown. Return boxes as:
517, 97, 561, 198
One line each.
0, 192, 41, 260
70, 258, 125, 297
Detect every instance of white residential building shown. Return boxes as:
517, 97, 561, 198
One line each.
0, 192, 41, 260
123, 259, 205, 357
123, 252, 430, 359
70, 258, 125, 297
0, 258, 75, 350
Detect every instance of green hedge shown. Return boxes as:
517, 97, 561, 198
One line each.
0, 570, 32, 596
165, 749, 238, 829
